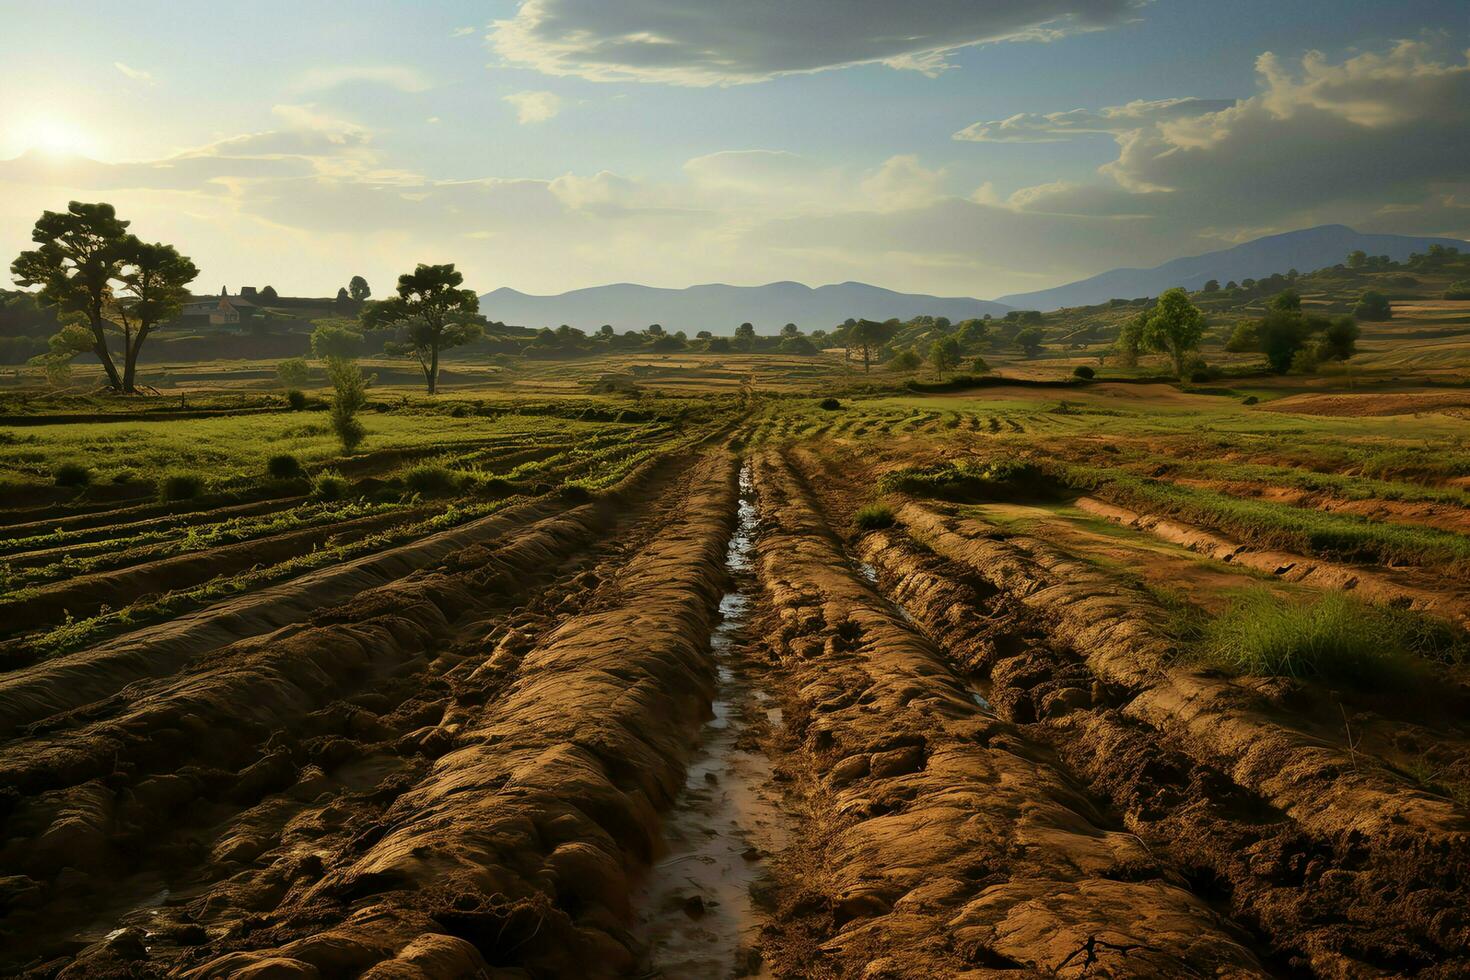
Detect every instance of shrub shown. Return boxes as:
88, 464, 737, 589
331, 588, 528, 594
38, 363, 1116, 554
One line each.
285, 389, 308, 410
401, 463, 457, 494
1072, 365, 1095, 380
970, 356, 990, 374
1446, 280, 1470, 301
159, 471, 205, 502
276, 357, 310, 388
53, 462, 91, 487
854, 503, 896, 530
1194, 590, 1446, 689
267, 454, 303, 479
818, 397, 842, 410
112, 469, 138, 484
1353, 290, 1392, 321
325, 356, 370, 452
1242, 395, 1259, 406
310, 469, 350, 501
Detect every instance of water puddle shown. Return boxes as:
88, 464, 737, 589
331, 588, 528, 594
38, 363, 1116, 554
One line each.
633, 465, 790, 978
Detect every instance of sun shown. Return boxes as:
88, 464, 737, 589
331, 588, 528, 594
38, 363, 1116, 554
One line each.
14, 116, 98, 157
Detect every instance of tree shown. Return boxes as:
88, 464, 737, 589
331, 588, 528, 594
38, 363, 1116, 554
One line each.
116, 238, 198, 391
260, 285, 278, 301
1347, 250, 1368, 269
1202, 279, 1220, 293
336, 287, 350, 303
846, 319, 895, 373
1354, 290, 1392, 321
361, 263, 482, 394
734, 322, 757, 350
348, 276, 371, 301
1270, 289, 1301, 313
1319, 316, 1360, 361
1141, 287, 1205, 378
929, 336, 961, 378
779, 335, 816, 355
11, 201, 131, 389
276, 357, 310, 388
312, 322, 370, 451
1014, 326, 1044, 358
1224, 321, 1259, 353
1116, 312, 1145, 367
311, 320, 364, 360
645, 323, 666, 338
889, 347, 921, 372
970, 355, 990, 374
780, 322, 800, 338
598, 324, 616, 339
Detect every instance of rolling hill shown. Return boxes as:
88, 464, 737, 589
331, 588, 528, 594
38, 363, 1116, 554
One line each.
479, 281, 1011, 334
997, 225, 1468, 311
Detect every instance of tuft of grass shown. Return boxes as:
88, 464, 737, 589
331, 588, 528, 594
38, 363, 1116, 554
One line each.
854, 502, 896, 531
53, 462, 91, 487
310, 469, 350, 501
1192, 589, 1459, 689
158, 471, 205, 502
401, 463, 458, 495
267, 454, 303, 479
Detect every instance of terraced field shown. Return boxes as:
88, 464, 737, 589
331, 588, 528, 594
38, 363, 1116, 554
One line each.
2, 380, 1468, 978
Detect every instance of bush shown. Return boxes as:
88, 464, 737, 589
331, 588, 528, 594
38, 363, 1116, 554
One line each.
818, 397, 842, 410
276, 357, 310, 388
1242, 395, 1259, 406
325, 356, 370, 452
159, 471, 205, 502
1194, 590, 1445, 689
1072, 365, 1095, 380
112, 469, 138, 484
401, 463, 457, 494
267, 454, 303, 479
1353, 290, 1392, 321
1446, 280, 1470, 301
53, 462, 91, 487
854, 503, 896, 530
310, 469, 350, 500
285, 389, 308, 411
970, 356, 990, 374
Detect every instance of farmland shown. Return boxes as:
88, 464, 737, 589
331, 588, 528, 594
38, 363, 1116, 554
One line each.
0, 349, 1467, 979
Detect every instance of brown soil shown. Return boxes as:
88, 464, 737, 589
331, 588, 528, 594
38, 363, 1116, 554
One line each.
1262, 390, 1470, 416
4, 433, 1469, 979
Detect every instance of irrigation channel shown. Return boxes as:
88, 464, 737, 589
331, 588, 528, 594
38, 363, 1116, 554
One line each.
632, 465, 792, 978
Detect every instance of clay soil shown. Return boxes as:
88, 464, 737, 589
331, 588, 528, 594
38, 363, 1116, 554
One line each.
3, 429, 1469, 979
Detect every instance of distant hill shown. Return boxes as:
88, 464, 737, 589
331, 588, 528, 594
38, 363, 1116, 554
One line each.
997, 225, 1469, 311
479, 281, 1011, 334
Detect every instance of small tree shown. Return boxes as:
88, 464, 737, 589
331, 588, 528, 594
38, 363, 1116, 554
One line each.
889, 347, 921, 372
276, 357, 310, 388
1014, 326, 1044, 358
929, 336, 961, 378
312, 323, 369, 451
780, 322, 800, 338
260, 285, 278, 301
970, 355, 990, 374
1116, 313, 1145, 367
734, 322, 757, 350
362, 263, 482, 394
1141, 287, 1205, 378
1347, 250, 1368, 269
348, 275, 371, 301
1354, 290, 1392, 321
847, 319, 896, 373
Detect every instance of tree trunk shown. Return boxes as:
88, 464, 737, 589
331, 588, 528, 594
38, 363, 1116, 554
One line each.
90, 312, 122, 390
863, 347, 871, 373
427, 344, 439, 395
122, 325, 150, 394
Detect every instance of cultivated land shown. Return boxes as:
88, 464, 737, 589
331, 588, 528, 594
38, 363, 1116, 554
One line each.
2, 322, 1469, 978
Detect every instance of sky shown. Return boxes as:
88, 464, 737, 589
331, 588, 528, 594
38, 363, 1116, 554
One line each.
0, 0, 1467, 300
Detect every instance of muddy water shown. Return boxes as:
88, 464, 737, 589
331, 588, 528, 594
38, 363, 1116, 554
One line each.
632, 465, 790, 978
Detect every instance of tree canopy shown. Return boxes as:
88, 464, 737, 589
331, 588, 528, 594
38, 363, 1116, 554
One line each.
1141, 287, 1205, 378
10, 201, 198, 393
361, 263, 482, 394
348, 275, 371, 301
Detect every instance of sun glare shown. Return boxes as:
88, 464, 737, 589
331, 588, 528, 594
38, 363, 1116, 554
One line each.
13, 116, 97, 157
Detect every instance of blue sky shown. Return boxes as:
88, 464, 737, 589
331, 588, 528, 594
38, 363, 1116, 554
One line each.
1, 1, 1466, 298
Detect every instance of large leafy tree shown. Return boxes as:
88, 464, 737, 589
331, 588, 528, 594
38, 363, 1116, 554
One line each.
843, 318, 897, 373
11, 203, 198, 393
348, 275, 371, 301
1142, 287, 1205, 378
361, 263, 482, 394
112, 238, 199, 391
11, 202, 130, 389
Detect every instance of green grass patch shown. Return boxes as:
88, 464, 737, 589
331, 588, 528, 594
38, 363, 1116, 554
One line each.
854, 503, 896, 530
1191, 589, 1461, 688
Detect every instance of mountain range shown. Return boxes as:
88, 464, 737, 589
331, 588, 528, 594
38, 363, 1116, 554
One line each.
480, 281, 1011, 334
480, 226, 1468, 330
995, 225, 1467, 311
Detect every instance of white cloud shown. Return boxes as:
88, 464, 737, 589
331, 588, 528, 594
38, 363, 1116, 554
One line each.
113, 62, 155, 85
488, 0, 1144, 85
297, 65, 431, 93
955, 97, 1233, 142
450, 26, 477, 38
503, 90, 563, 124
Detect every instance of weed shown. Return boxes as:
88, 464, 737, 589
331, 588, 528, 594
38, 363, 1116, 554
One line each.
53, 462, 90, 487
159, 471, 205, 502
854, 503, 896, 530
401, 463, 458, 494
1192, 589, 1443, 689
267, 454, 303, 479
311, 469, 350, 501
